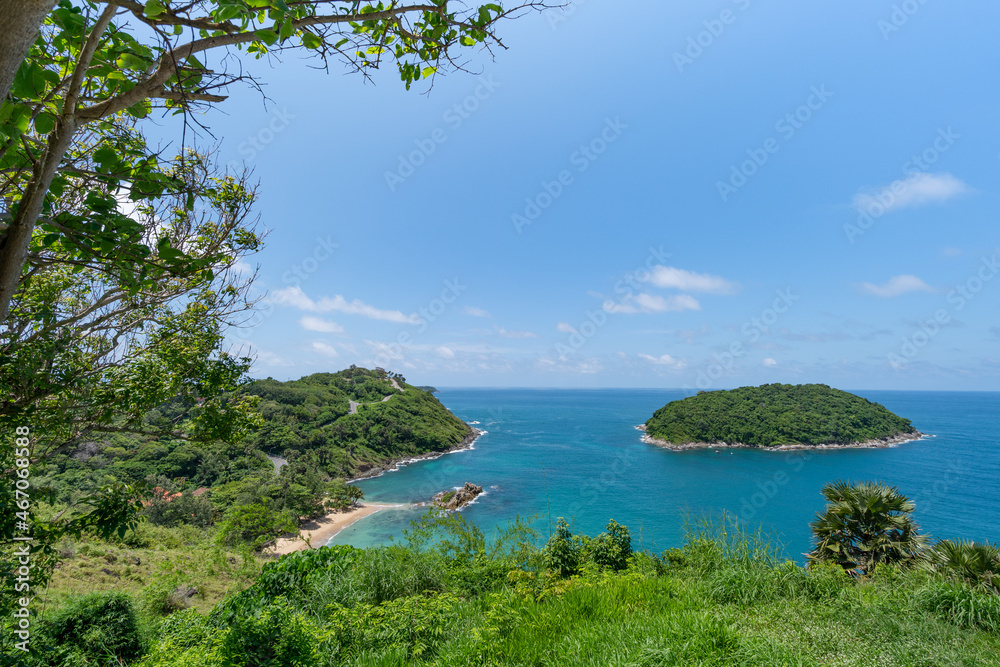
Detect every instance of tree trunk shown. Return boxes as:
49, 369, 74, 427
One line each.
0, 116, 76, 325
0, 0, 56, 103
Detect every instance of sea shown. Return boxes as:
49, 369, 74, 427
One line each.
328, 389, 1000, 560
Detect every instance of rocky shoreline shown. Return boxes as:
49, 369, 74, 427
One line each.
348, 427, 484, 482
432, 482, 483, 510
635, 424, 927, 451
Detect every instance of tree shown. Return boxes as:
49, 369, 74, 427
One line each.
921, 539, 1000, 593
0, 0, 549, 325
588, 518, 632, 572
0, 0, 57, 103
543, 517, 580, 577
808, 480, 928, 575
216, 501, 297, 551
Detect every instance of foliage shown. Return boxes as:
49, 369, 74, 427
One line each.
13, 506, 1000, 666
543, 517, 580, 577
921, 539, 1000, 593
808, 480, 928, 575
645, 383, 917, 447
215, 502, 298, 552
146, 490, 214, 529
587, 519, 632, 572
34, 591, 146, 665
242, 368, 473, 478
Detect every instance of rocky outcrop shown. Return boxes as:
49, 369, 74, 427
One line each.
432, 482, 483, 510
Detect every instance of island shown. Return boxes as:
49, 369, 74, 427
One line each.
641, 383, 922, 450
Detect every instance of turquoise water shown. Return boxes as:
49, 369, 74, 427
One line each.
329, 389, 1000, 560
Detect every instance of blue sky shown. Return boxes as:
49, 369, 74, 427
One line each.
186, 0, 999, 389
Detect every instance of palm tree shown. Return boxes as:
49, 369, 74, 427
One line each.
808, 480, 928, 575
921, 539, 1000, 592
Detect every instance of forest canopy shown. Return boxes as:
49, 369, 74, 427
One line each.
644, 384, 918, 448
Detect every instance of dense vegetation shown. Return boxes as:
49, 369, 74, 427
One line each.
244, 367, 473, 479
645, 384, 917, 447
11, 502, 1000, 666
29, 366, 472, 554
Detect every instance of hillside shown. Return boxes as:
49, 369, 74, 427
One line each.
242, 367, 474, 478
644, 383, 919, 448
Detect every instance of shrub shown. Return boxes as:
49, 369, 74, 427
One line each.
586, 519, 632, 572
326, 593, 459, 660
217, 602, 320, 666
809, 480, 927, 575
40, 591, 145, 665
215, 502, 298, 551
543, 518, 580, 578
921, 539, 1000, 593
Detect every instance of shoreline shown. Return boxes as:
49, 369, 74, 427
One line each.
348, 427, 485, 482
634, 424, 928, 451
265, 502, 404, 556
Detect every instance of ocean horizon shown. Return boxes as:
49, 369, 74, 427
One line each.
329, 388, 1000, 561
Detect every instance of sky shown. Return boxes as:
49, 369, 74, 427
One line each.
160, 0, 1000, 389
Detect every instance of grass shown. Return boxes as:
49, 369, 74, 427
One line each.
40, 522, 263, 617
14, 515, 1000, 666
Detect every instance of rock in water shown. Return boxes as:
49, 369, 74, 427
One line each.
432, 482, 483, 510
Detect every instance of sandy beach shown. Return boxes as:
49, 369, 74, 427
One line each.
266, 502, 403, 556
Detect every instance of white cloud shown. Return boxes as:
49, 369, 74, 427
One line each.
762, 357, 778, 367
556, 322, 577, 333
638, 353, 686, 369
366, 340, 405, 361
436, 346, 456, 359
633, 293, 701, 313
856, 275, 934, 298
247, 346, 293, 367
465, 306, 492, 318
853, 172, 970, 213
310, 341, 339, 358
648, 266, 740, 295
271, 287, 419, 323
496, 326, 539, 339
299, 316, 345, 333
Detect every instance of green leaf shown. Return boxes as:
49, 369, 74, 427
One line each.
421, 66, 436, 79
34, 112, 56, 135
143, 0, 166, 17
301, 32, 322, 50
255, 29, 278, 46
278, 20, 294, 42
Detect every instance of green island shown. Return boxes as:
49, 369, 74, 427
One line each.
643, 383, 921, 450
